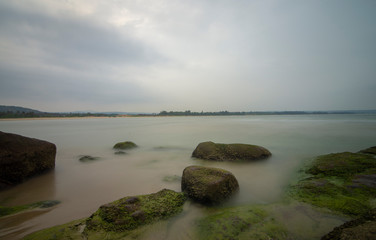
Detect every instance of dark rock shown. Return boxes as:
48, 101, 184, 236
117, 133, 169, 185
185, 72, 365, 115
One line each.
322, 209, 376, 240
114, 151, 127, 155
358, 146, 376, 155
113, 141, 138, 150
192, 141, 271, 162
181, 165, 239, 205
0, 131, 56, 189
79, 155, 100, 162
86, 189, 186, 231
351, 174, 376, 189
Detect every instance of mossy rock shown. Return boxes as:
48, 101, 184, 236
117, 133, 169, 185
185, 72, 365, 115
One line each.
192, 141, 271, 162
0, 200, 60, 217
307, 152, 376, 179
113, 141, 138, 150
86, 189, 186, 231
79, 155, 100, 162
358, 146, 376, 155
196, 205, 287, 240
322, 208, 376, 240
290, 149, 376, 217
181, 165, 239, 205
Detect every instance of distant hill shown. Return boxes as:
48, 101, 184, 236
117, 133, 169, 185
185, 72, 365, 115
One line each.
0, 105, 42, 113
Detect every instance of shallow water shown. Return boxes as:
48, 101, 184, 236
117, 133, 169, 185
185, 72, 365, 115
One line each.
0, 115, 376, 239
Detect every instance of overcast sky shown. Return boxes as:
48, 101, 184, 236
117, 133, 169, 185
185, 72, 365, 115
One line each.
0, 0, 375, 113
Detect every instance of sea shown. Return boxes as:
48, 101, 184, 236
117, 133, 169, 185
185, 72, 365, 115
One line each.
1, 114, 376, 239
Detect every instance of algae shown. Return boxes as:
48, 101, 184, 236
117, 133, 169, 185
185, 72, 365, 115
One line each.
289, 151, 376, 216
113, 141, 138, 150
0, 200, 60, 217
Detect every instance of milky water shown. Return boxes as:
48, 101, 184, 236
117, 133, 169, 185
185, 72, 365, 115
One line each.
1, 115, 376, 239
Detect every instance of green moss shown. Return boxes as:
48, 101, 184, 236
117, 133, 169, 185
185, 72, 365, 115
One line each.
79, 155, 100, 162
113, 141, 138, 150
196, 205, 287, 240
290, 151, 376, 217
0, 200, 60, 217
307, 152, 376, 179
86, 189, 186, 231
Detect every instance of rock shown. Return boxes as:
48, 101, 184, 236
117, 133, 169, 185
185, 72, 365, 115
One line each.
321, 209, 376, 240
114, 151, 127, 155
358, 146, 376, 155
79, 155, 100, 162
290, 149, 376, 216
86, 189, 186, 231
192, 141, 271, 162
181, 165, 239, 205
113, 141, 138, 150
0, 131, 56, 189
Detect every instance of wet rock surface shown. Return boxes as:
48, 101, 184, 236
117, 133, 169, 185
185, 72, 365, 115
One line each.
0, 131, 56, 189
181, 165, 239, 205
192, 141, 271, 162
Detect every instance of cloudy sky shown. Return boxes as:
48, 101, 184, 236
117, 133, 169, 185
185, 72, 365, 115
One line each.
0, 0, 375, 113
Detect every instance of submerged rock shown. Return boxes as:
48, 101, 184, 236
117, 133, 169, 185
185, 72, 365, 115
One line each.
181, 165, 239, 205
0, 131, 56, 189
322, 209, 376, 240
86, 189, 186, 231
113, 141, 138, 150
192, 141, 271, 162
79, 155, 100, 162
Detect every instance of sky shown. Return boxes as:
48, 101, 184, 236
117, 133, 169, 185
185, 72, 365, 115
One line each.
0, 0, 375, 113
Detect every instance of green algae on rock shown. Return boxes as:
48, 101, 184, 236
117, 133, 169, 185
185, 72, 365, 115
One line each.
192, 141, 271, 162
196, 205, 287, 240
23, 189, 185, 240
86, 189, 186, 231
79, 155, 100, 162
113, 141, 138, 150
181, 165, 239, 205
289, 150, 376, 217
0, 200, 60, 217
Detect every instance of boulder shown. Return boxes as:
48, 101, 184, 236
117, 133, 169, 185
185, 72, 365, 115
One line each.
322, 209, 376, 240
358, 146, 376, 155
192, 141, 271, 162
0, 131, 56, 189
113, 141, 138, 150
181, 165, 239, 205
86, 189, 186, 231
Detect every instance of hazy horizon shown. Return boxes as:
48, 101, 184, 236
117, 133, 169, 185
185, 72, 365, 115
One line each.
1, 0, 375, 113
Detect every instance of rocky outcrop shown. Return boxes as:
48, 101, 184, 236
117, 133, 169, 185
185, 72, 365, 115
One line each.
0, 131, 56, 189
322, 209, 376, 240
181, 165, 239, 205
290, 151, 376, 216
358, 146, 376, 155
86, 189, 186, 231
113, 141, 138, 150
192, 141, 271, 162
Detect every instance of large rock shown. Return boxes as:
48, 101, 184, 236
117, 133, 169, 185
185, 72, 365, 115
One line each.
181, 165, 239, 205
322, 209, 376, 240
192, 141, 271, 162
0, 131, 56, 189
113, 141, 138, 150
86, 189, 186, 231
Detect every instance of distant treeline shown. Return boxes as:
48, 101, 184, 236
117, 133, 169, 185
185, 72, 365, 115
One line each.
157, 110, 374, 116
0, 111, 118, 118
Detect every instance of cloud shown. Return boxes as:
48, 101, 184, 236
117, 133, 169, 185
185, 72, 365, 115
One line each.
0, 0, 375, 112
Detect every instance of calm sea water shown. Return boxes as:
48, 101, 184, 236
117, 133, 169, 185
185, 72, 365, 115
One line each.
1, 115, 376, 239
